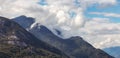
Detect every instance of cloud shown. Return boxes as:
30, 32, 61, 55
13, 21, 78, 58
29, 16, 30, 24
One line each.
76, 0, 117, 8
80, 17, 120, 48
0, 0, 40, 18
90, 12, 120, 18
0, 0, 119, 49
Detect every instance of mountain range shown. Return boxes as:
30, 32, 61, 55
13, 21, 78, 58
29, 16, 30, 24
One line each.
0, 16, 69, 58
12, 15, 114, 58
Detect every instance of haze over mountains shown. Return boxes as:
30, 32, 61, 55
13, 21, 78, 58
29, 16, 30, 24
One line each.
103, 47, 120, 58
11, 15, 114, 58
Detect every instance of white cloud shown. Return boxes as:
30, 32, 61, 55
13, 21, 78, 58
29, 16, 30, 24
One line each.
0, 0, 119, 49
90, 12, 120, 18
80, 18, 120, 48
77, 0, 117, 8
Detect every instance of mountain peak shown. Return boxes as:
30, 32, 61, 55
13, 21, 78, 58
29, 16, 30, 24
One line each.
0, 17, 69, 58
12, 15, 35, 29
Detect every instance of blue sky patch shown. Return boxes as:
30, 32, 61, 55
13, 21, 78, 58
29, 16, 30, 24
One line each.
85, 3, 120, 23
38, 0, 48, 6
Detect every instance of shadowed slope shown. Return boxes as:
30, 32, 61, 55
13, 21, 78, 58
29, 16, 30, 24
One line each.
0, 16, 69, 58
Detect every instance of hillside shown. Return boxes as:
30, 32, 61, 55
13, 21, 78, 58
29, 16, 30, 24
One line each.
0, 16, 69, 58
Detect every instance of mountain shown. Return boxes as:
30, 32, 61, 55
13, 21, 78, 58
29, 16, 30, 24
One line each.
12, 15, 35, 29
29, 24, 114, 58
103, 46, 120, 58
12, 16, 114, 58
0, 16, 69, 58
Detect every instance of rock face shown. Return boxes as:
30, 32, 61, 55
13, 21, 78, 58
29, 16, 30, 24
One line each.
0, 17, 69, 58
12, 16, 114, 58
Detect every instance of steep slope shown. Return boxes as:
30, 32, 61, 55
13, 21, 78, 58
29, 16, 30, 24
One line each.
29, 25, 114, 58
0, 17, 69, 58
12, 16, 114, 58
64, 37, 114, 58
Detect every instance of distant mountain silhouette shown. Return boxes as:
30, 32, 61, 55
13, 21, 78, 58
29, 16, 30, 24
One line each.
103, 46, 120, 58
12, 15, 114, 58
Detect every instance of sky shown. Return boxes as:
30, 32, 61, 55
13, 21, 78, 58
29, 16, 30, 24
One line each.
0, 0, 120, 49
85, 2, 120, 23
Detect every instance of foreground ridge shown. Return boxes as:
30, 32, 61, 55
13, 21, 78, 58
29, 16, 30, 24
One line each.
0, 16, 69, 58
